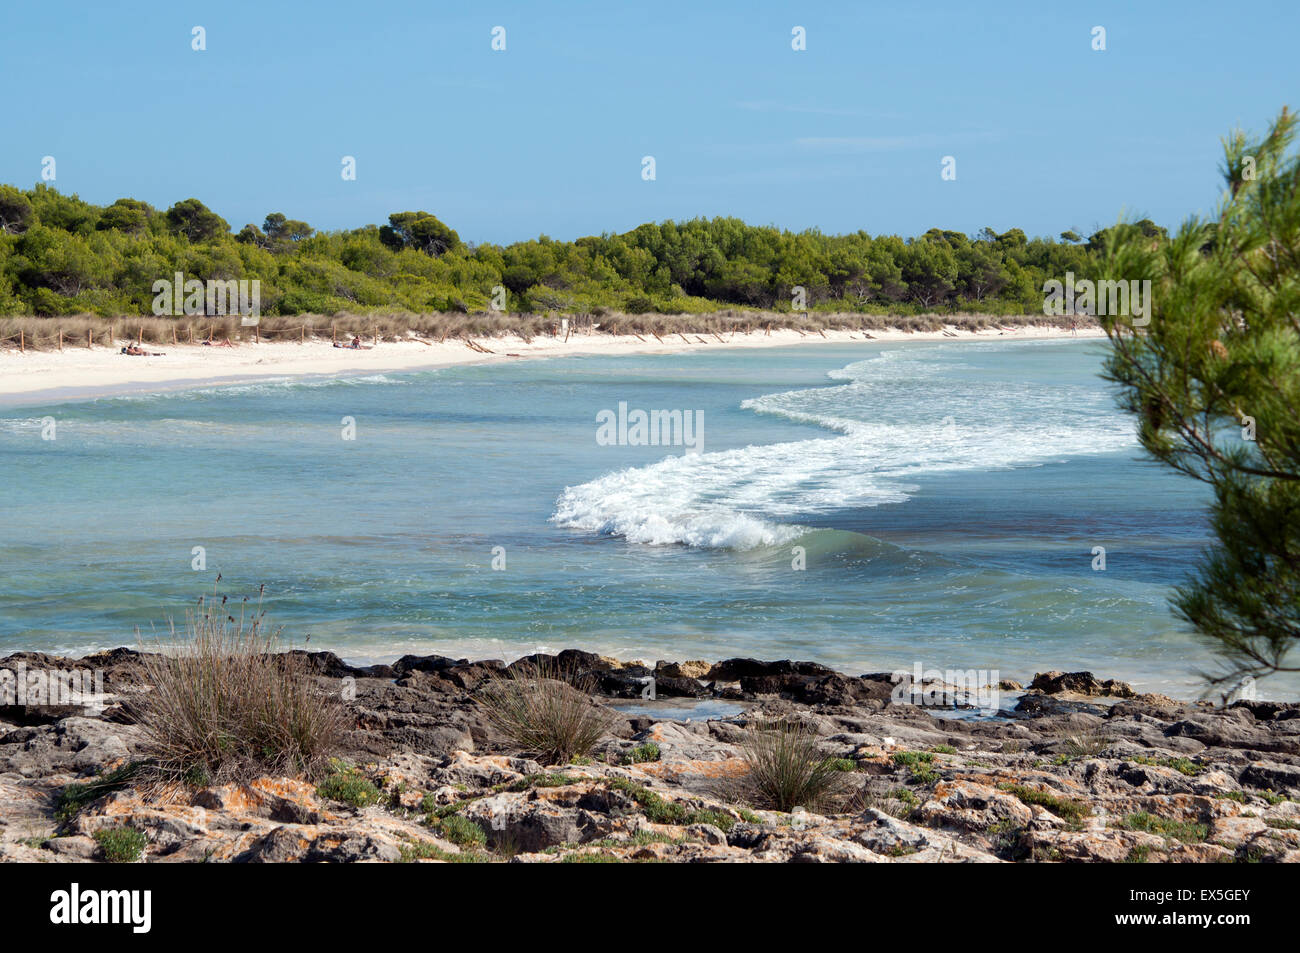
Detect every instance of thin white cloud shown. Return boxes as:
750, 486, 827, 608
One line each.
737, 100, 882, 118
795, 130, 999, 153
795, 136, 930, 152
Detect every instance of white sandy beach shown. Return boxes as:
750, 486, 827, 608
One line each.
0, 324, 1104, 403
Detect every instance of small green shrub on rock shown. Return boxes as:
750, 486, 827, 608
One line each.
1115, 811, 1207, 844
316, 760, 382, 808
998, 783, 1091, 822
56, 763, 141, 822
438, 815, 488, 847
625, 742, 661, 764
94, 827, 147, 863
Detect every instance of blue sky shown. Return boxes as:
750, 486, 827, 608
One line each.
4, 0, 1297, 244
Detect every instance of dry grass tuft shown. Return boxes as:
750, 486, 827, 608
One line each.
739, 720, 848, 813
476, 658, 615, 765
130, 585, 344, 786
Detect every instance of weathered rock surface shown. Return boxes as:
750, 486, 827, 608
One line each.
2, 650, 1298, 863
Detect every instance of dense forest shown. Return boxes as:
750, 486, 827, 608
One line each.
0, 183, 1167, 318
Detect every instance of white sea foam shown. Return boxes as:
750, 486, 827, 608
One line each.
120, 373, 411, 401
552, 344, 1138, 550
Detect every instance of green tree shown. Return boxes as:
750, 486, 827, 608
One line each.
236, 223, 269, 248
0, 184, 1118, 321
97, 198, 153, 233
899, 239, 956, 307
263, 212, 314, 245
1099, 107, 1300, 691
165, 198, 229, 242
379, 211, 459, 256
0, 185, 33, 234
29, 184, 100, 233
956, 242, 1007, 302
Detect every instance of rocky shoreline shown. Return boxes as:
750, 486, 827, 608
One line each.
2, 647, 1298, 863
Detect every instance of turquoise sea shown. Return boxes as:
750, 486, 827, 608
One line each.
2, 337, 1289, 699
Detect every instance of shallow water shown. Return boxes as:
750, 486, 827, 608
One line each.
607, 699, 749, 721
1, 338, 1289, 699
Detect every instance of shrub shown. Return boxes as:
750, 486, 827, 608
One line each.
316, 760, 382, 808
1116, 811, 1208, 844
438, 815, 488, 847
624, 742, 661, 764
94, 827, 147, 862
562, 852, 623, 863
999, 783, 1091, 822
607, 778, 688, 824
685, 809, 737, 832
130, 587, 344, 784
891, 750, 939, 783
1131, 755, 1204, 776
739, 721, 845, 812
399, 839, 492, 863
56, 763, 141, 822
476, 659, 614, 765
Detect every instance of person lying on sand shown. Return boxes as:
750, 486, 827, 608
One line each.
333, 336, 372, 350
120, 345, 165, 356
200, 337, 237, 347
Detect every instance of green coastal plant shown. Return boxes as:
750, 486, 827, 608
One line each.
998, 783, 1091, 822
398, 838, 493, 863
93, 827, 147, 862
624, 742, 661, 764
891, 750, 940, 784
1130, 755, 1204, 776
1115, 811, 1208, 844
436, 815, 488, 848
604, 778, 739, 830
56, 762, 141, 822
316, 760, 382, 808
